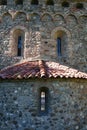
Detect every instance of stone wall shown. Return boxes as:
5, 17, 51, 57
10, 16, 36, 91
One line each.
0, 78, 87, 130
0, 1, 87, 72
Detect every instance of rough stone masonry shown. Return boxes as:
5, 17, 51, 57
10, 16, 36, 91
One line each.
0, 0, 87, 130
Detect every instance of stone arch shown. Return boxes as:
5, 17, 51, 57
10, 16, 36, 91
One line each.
10, 26, 29, 58
13, 11, 27, 21
41, 13, 53, 21
79, 15, 87, 24
2, 12, 12, 22
66, 14, 78, 26
54, 14, 65, 25
51, 26, 71, 39
30, 13, 40, 22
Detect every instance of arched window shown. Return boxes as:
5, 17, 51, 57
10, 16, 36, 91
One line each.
53, 30, 68, 57
51, 27, 71, 59
57, 37, 61, 56
39, 87, 49, 115
11, 29, 25, 57
0, 0, 7, 5
31, 0, 38, 5
15, 0, 23, 5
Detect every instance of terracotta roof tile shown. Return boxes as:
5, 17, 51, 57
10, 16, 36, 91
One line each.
0, 60, 87, 79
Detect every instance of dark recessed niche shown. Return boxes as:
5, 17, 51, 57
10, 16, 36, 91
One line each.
46, 0, 54, 5
76, 3, 84, 9
45, 41, 48, 44
62, 1, 69, 7
15, 0, 23, 5
0, 0, 7, 5
31, 0, 38, 5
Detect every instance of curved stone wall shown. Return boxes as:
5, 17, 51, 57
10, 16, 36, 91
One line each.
0, 79, 87, 130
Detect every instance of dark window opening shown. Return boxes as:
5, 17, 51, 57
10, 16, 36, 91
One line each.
62, 1, 69, 7
18, 36, 22, 56
31, 0, 38, 5
0, 0, 7, 5
39, 87, 49, 115
15, 0, 23, 5
57, 38, 61, 56
76, 3, 83, 9
46, 0, 54, 5
41, 91, 46, 111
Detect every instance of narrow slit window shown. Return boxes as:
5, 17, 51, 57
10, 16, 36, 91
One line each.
41, 91, 46, 111
39, 87, 49, 115
18, 36, 22, 56
57, 37, 61, 56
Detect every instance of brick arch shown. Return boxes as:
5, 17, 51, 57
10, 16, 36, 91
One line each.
10, 26, 29, 58
51, 27, 71, 39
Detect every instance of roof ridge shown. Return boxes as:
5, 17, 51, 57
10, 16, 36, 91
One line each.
38, 60, 47, 77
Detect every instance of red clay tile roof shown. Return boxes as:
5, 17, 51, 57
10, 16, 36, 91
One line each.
0, 60, 87, 79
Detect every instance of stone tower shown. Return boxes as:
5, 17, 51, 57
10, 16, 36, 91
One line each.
0, 0, 87, 130
0, 0, 87, 71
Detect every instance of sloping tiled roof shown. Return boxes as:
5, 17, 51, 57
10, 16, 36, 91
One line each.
0, 60, 87, 79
